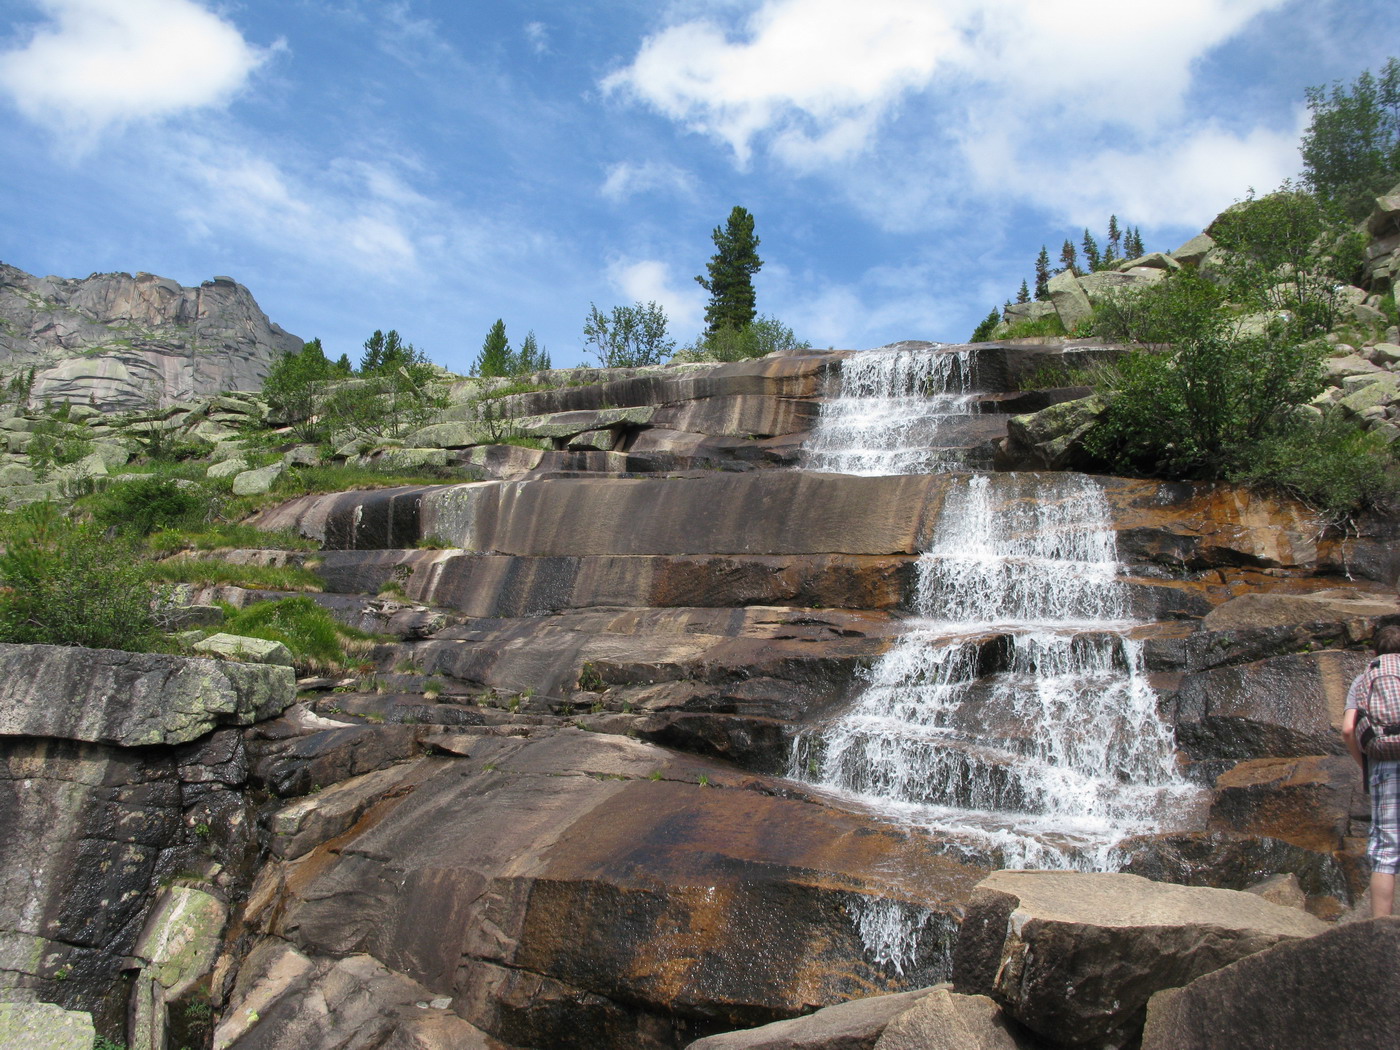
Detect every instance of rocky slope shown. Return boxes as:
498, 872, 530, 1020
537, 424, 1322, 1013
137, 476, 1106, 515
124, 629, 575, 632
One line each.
0, 263, 301, 411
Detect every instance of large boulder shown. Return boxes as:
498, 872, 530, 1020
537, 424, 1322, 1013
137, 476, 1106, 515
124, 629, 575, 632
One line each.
682, 988, 933, 1050
1141, 917, 1400, 1050
0, 1002, 95, 1050
0, 643, 296, 747
1047, 270, 1092, 331
997, 395, 1103, 470
950, 870, 1325, 1050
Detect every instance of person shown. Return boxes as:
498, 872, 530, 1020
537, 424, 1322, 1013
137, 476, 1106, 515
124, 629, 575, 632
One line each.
1342, 623, 1400, 918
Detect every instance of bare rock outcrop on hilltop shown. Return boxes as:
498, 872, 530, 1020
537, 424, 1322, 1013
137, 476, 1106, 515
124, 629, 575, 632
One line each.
0, 263, 300, 410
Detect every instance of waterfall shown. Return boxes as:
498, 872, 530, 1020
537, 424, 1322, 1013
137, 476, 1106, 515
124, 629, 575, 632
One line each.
803, 343, 980, 476
796, 346, 1199, 872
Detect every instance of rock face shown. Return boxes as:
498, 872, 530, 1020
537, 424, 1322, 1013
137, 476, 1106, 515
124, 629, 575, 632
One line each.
950, 870, 1326, 1049
1141, 917, 1400, 1050
225, 729, 984, 1049
0, 262, 300, 410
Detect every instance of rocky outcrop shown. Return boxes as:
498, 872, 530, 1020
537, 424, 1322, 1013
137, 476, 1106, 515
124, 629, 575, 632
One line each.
0, 643, 295, 746
1141, 917, 1400, 1050
950, 870, 1326, 1049
222, 729, 984, 1049
0, 263, 300, 410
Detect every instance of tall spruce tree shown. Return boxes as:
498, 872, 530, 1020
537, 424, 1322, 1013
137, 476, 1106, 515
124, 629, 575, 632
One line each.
1081, 229, 1102, 271
1124, 226, 1145, 258
1016, 280, 1031, 304
695, 206, 763, 337
1034, 246, 1052, 300
1106, 215, 1122, 263
517, 331, 550, 373
1058, 239, 1080, 276
473, 320, 512, 377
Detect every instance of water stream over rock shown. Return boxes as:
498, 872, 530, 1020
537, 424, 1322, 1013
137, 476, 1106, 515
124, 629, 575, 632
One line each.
796, 344, 1200, 871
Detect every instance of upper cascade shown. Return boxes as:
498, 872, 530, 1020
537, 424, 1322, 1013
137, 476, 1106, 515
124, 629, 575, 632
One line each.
0, 262, 301, 411
802, 341, 984, 475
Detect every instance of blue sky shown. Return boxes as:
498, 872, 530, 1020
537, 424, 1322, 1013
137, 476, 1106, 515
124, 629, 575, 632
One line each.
0, 1, 1394, 373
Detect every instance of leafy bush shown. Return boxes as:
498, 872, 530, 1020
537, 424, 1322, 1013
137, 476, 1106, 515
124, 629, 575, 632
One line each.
218, 596, 374, 671
678, 315, 812, 362
1301, 58, 1400, 221
1228, 410, 1400, 520
1091, 271, 1224, 348
0, 502, 161, 650
1000, 313, 1068, 339
88, 475, 215, 537
582, 301, 674, 367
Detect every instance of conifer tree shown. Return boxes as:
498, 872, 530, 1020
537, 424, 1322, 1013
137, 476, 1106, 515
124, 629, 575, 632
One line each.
1034, 246, 1052, 300
517, 331, 550, 373
696, 206, 763, 337
473, 320, 512, 378
1016, 280, 1031, 304
970, 307, 1002, 342
1106, 215, 1122, 262
1081, 230, 1102, 272
1058, 239, 1080, 276
1124, 226, 1145, 258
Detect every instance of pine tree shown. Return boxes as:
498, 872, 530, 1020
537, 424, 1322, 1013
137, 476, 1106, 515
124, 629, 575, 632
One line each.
517, 331, 550, 373
359, 330, 414, 375
1124, 226, 1145, 258
1106, 215, 1122, 263
1034, 246, 1052, 300
695, 206, 763, 337
970, 307, 1002, 342
473, 320, 512, 378
1016, 280, 1031, 304
1081, 229, 1102, 272
1058, 239, 1080, 276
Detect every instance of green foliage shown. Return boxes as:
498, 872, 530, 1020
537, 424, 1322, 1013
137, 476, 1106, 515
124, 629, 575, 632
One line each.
0, 502, 160, 650
680, 314, 810, 362
1085, 323, 1326, 480
582, 301, 674, 367
87, 475, 214, 537
1209, 186, 1363, 335
696, 205, 763, 336
1034, 246, 1051, 300
970, 307, 1002, 342
359, 329, 416, 375
516, 330, 550, 373
264, 338, 348, 442
1091, 270, 1225, 348
473, 319, 513, 378
27, 415, 93, 479
93, 1038, 127, 1050
1228, 410, 1400, 520
219, 596, 373, 671
1301, 58, 1400, 221
272, 462, 455, 496
144, 522, 318, 554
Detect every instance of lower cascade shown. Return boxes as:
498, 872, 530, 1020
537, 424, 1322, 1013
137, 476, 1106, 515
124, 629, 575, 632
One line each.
796, 347, 1200, 868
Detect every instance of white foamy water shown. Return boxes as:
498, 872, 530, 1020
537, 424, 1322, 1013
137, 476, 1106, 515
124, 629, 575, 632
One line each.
797, 347, 1201, 877
803, 343, 979, 476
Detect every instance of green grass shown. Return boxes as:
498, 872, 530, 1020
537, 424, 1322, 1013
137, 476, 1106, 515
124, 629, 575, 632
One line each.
145, 521, 320, 554
1000, 314, 1069, 339
147, 558, 323, 591
272, 463, 460, 496
217, 596, 377, 672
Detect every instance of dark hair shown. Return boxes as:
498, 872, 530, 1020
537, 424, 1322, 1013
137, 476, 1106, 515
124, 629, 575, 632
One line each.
1377, 624, 1400, 655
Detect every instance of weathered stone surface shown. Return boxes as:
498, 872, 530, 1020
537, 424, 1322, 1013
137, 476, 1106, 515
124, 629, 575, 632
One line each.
950, 870, 1325, 1049
232, 461, 285, 496
873, 986, 1027, 1050
0, 1001, 95, 1050
999, 395, 1104, 470
683, 988, 932, 1050
0, 263, 300, 411
1208, 755, 1361, 854
207, 456, 250, 479
1169, 649, 1374, 759
1141, 917, 1400, 1050
1047, 270, 1092, 330
1201, 591, 1399, 632
129, 886, 227, 1050
230, 731, 986, 1049
1172, 233, 1215, 266
0, 643, 295, 747
194, 633, 295, 667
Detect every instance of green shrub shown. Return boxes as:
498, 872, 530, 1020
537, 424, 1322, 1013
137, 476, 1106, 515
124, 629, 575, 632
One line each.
147, 559, 323, 591
1000, 313, 1067, 339
88, 475, 215, 536
0, 503, 161, 651
1228, 411, 1400, 520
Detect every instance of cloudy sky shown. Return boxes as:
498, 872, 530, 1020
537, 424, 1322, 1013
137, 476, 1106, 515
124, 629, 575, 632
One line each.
0, 0, 1393, 372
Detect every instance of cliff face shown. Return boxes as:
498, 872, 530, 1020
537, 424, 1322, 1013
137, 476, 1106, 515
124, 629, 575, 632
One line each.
0, 263, 301, 410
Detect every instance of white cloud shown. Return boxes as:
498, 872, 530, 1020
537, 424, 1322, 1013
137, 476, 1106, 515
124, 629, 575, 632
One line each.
604, 258, 705, 333
525, 21, 549, 54
600, 161, 696, 202
0, 0, 270, 140
605, 0, 1295, 225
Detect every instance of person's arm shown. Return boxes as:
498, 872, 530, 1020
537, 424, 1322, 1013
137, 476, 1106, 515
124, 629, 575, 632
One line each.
1343, 708, 1366, 770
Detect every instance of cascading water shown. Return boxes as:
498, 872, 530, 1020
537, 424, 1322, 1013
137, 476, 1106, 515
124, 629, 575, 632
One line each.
802, 342, 980, 475
796, 345, 1200, 876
